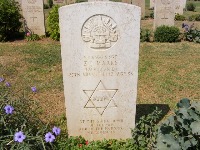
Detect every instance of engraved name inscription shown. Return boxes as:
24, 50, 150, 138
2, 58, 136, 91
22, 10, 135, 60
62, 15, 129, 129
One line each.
82, 15, 119, 50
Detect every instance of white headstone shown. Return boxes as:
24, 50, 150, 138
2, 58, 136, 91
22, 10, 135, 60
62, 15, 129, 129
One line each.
132, 0, 145, 18
150, 0, 155, 8
154, 0, 175, 29
22, 0, 45, 35
59, 2, 141, 140
175, 0, 183, 15
88, 0, 109, 1
53, 0, 66, 5
183, 0, 186, 8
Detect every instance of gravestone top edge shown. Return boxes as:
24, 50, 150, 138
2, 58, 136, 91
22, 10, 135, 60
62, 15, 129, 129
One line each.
59, 1, 142, 10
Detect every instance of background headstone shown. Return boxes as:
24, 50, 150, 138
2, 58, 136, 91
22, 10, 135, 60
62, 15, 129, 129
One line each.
121, 0, 132, 4
53, 0, 66, 5
66, 0, 76, 5
175, 0, 183, 15
59, 2, 141, 140
183, 0, 187, 8
150, 0, 155, 8
43, 0, 48, 4
132, 0, 145, 18
22, 0, 45, 35
154, 0, 175, 29
88, 0, 109, 2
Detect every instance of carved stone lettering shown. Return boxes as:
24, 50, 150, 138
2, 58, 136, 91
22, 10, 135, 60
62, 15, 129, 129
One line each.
83, 80, 118, 115
82, 15, 119, 50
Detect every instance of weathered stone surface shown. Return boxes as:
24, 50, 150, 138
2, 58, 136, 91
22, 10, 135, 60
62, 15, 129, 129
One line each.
59, 2, 141, 140
88, 0, 109, 2
121, 0, 132, 4
175, 0, 183, 15
150, 0, 155, 8
66, 0, 76, 5
21, 0, 45, 35
183, 0, 187, 8
53, 0, 66, 5
154, 0, 175, 29
132, 0, 145, 18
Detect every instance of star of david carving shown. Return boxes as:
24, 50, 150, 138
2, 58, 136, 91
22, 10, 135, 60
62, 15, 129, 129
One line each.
83, 80, 118, 116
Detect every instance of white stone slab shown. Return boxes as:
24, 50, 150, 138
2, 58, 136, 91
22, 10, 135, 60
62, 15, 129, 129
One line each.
175, 0, 183, 15
21, 0, 45, 35
150, 0, 155, 8
132, 0, 145, 18
182, 0, 187, 8
88, 0, 109, 2
59, 2, 141, 140
53, 0, 66, 5
154, 0, 175, 29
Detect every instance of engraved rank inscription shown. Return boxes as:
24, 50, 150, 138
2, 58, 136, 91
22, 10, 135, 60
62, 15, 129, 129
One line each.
81, 15, 119, 50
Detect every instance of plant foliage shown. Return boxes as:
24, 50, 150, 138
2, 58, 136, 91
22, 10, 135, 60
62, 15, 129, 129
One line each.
131, 108, 162, 150
154, 25, 180, 43
0, 79, 56, 149
156, 98, 200, 150
175, 14, 186, 21
186, 2, 196, 11
185, 28, 200, 43
140, 29, 151, 42
0, 0, 22, 41
47, 5, 60, 41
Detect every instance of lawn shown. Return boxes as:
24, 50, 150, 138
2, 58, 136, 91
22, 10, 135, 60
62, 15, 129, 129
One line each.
1, 39, 200, 122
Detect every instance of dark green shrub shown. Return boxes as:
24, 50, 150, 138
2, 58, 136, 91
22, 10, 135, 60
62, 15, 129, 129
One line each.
150, 12, 154, 19
188, 14, 200, 21
186, 2, 196, 11
47, 5, 60, 41
140, 29, 151, 42
0, 0, 22, 41
156, 99, 200, 149
44, 4, 49, 9
154, 25, 180, 42
175, 13, 186, 21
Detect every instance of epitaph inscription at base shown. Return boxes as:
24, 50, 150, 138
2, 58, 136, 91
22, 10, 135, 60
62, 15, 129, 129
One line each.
59, 2, 141, 140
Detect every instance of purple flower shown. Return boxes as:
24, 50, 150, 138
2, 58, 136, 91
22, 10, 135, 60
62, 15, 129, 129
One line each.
14, 131, 26, 143
52, 126, 61, 136
45, 132, 55, 143
0, 77, 4, 82
31, 86, 37, 92
5, 82, 11, 87
4, 105, 14, 114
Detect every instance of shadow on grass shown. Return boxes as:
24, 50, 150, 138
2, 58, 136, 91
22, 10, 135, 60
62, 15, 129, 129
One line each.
135, 104, 170, 123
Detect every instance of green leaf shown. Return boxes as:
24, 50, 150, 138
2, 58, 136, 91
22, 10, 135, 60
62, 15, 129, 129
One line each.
177, 98, 190, 109
190, 121, 200, 135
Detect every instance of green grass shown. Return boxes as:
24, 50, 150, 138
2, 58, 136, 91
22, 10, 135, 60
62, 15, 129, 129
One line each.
0, 40, 200, 122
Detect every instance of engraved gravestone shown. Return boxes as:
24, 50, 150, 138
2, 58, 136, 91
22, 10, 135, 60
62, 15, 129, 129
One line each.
59, 2, 141, 140
175, 0, 183, 15
132, 0, 145, 18
21, 0, 45, 35
154, 0, 175, 29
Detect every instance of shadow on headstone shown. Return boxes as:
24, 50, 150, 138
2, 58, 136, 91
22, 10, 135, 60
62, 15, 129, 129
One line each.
135, 104, 170, 123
